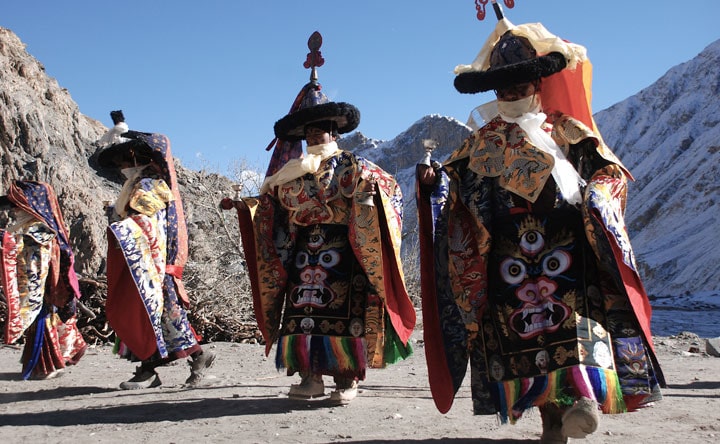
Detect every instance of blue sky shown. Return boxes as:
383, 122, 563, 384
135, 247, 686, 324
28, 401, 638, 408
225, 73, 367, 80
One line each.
4, 1, 719, 173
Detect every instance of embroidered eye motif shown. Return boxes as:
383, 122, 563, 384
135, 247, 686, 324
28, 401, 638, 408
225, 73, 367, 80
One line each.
308, 233, 324, 247
542, 250, 571, 277
500, 258, 526, 285
520, 230, 544, 255
295, 251, 310, 268
319, 250, 340, 268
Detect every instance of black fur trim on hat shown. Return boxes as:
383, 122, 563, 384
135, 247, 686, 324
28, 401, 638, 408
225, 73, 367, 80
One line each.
274, 102, 360, 142
454, 52, 567, 94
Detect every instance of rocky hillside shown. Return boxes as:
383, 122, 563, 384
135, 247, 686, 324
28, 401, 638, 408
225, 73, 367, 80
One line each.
0, 27, 109, 275
0, 27, 255, 342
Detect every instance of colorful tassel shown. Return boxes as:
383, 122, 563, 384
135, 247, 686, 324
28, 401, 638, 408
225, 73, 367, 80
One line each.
492, 365, 626, 423
276, 334, 367, 378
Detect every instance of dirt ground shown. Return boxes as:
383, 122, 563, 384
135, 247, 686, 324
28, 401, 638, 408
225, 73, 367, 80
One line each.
1, 321, 719, 444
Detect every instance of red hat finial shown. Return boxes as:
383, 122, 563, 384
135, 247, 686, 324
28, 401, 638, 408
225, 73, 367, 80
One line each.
303, 31, 325, 75
303, 31, 325, 83
475, 0, 514, 21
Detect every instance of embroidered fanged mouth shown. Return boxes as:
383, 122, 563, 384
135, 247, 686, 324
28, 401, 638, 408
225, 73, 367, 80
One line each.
290, 285, 335, 308
508, 299, 570, 339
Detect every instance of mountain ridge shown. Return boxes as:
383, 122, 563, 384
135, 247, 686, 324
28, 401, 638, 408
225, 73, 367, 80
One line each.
594, 39, 720, 297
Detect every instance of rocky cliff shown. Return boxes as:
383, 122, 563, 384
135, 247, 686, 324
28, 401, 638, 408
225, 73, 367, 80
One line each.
0, 27, 255, 342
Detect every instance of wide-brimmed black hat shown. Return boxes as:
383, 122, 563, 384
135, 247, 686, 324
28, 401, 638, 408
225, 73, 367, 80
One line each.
454, 31, 567, 94
271, 31, 360, 143
273, 101, 360, 143
95, 110, 156, 168
96, 133, 155, 169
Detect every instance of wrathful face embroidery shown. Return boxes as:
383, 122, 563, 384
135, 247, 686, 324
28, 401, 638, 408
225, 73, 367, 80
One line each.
290, 225, 349, 309
497, 216, 574, 340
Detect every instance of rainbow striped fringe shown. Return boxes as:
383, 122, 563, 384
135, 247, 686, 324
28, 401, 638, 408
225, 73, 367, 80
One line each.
491, 365, 626, 424
276, 334, 367, 378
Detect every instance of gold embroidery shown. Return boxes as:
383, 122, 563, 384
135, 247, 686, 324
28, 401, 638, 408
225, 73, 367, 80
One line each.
129, 179, 173, 216
466, 121, 554, 202
553, 114, 633, 180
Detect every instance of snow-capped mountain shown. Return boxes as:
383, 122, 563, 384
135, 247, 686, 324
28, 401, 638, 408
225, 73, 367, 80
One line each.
594, 39, 720, 299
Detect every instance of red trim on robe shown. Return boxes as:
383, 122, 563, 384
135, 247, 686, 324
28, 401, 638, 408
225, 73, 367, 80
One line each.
1, 231, 21, 344
379, 204, 416, 345
234, 203, 270, 355
105, 232, 158, 361
417, 179, 456, 414
596, 212, 666, 387
165, 264, 184, 279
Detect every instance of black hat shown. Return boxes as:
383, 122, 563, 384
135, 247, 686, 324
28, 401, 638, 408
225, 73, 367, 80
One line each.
272, 32, 360, 143
96, 111, 155, 169
454, 31, 566, 94
273, 101, 360, 142
96, 137, 155, 169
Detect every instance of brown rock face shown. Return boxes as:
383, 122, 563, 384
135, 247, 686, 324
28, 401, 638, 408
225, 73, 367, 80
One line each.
1, 27, 255, 343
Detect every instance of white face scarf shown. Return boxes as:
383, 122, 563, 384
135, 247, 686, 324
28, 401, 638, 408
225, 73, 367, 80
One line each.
259, 141, 341, 194
120, 165, 148, 180
497, 94, 541, 119
499, 96, 586, 205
